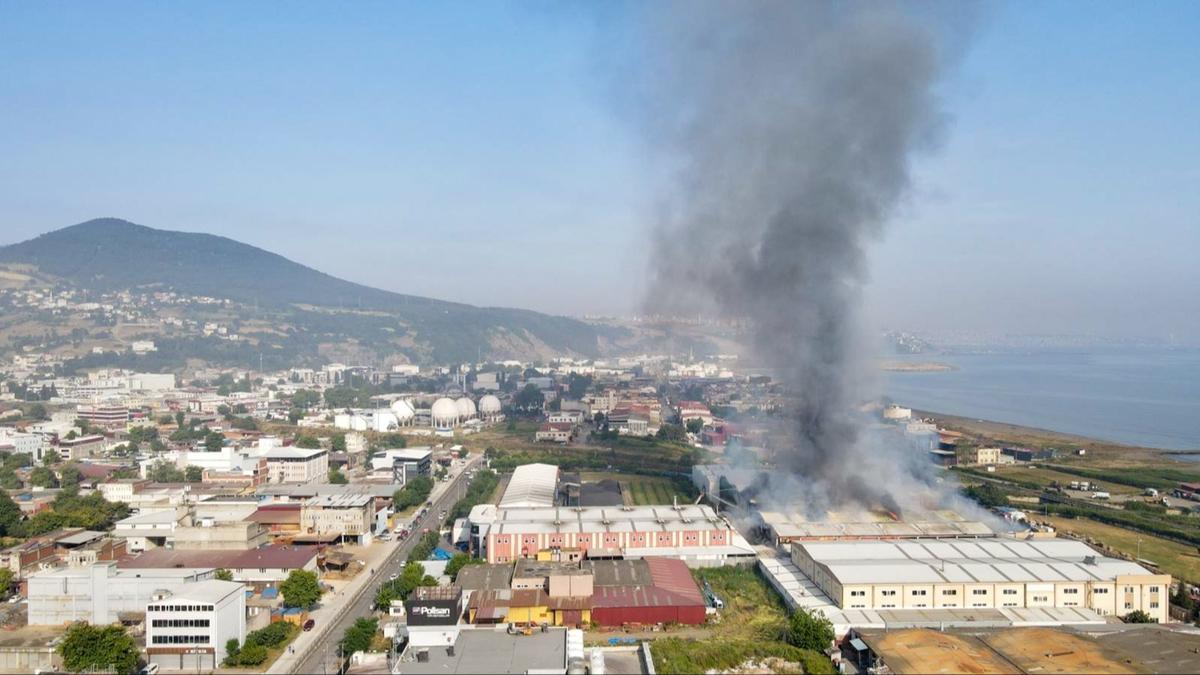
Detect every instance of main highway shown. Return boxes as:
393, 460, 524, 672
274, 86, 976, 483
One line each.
287, 454, 483, 674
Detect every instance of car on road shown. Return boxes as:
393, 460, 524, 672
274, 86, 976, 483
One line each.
303, 619, 316, 632
389, 572, 399, 581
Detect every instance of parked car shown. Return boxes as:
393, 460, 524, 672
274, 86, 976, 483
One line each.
303, 619, 316, 632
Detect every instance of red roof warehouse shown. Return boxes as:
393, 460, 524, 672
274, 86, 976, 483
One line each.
590, 558, 707, 626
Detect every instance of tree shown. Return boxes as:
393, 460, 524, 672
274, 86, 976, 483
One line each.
58, 622, 140, 674
0, 491, 23, 536
280, 569, 322, 609
223, 638, 241, 666
0, 469, 22, 490
963, 483, 1009, 509
0, 568, 13, 596
235, 643, 268, 665
380, 434, 407, 449
295, 435, 321, 449
445, 553, 484, 581
567, 373, 593, 400
1123, 609, 1156, 624
215, 568, 234, 581
185, 465, 204, 482
786, 608, 835, 651
656, 423, 687, 443
204, 430, 225, 452
685, 418, 704, 434
59, 463, 83, 488
175, 411, 185, 427
375, 561, 437, 609
340, 617, 379, 657
331, 433, 347, 453
393, 476, 434, 510
28, 403, 48, 420
328, 468, 349, 484
29, 466, 58, 488
42, 449, 62, 466
513, 384, 545, 414
147, 459, 186, 483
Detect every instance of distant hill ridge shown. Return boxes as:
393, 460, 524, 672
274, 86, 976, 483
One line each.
0, 218, 610, 360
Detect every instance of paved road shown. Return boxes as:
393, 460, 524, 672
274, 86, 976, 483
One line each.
289, 455, 483, 675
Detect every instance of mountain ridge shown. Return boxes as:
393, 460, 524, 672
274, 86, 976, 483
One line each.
0, 218, 615, 363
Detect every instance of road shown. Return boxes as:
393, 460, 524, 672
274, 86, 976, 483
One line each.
285, 454, 483, 675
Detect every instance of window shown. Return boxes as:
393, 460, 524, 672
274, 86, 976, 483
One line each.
941, 589, 957, 596
1093, 588, 1109, 594
1033, 595, 1049, 603
1150, 601, 1159, 608
1064, 588, 1079, 595
881, 590, 896, 597
911, 590, 927, 596
972, 589, 987, 596
1124, 602, 1133, 609
1002, 589, 1018, 596
850, 590, 866, 597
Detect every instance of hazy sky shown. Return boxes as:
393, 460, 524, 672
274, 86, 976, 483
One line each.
2, 2, 1197, 340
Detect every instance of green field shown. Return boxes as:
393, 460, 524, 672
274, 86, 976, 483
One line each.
1040, 514, 1200, 584
579, 471, 698, 506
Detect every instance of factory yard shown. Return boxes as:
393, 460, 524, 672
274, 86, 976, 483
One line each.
1038, 514, 1200, 583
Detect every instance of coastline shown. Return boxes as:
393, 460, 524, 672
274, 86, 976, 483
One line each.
912, 409, 1192, 465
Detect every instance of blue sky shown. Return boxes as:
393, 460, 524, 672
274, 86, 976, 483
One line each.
1, 1, 1197, 339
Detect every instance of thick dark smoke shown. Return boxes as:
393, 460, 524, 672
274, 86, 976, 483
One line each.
627, 1, 958, 512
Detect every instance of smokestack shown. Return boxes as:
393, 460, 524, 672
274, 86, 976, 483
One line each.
624, 0, 963, 512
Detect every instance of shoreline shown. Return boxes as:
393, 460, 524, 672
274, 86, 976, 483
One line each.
911, 409, 1196, 464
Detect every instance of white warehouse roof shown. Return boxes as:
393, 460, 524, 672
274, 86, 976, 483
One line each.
797, 538, 1158, 587
499, 463, 559, 508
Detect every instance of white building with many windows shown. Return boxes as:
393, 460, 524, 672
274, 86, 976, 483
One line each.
791, 538, 1170, 622
263, 446, 328, 484
146, 579, 246, 671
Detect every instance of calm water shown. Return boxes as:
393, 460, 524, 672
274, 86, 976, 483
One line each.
883, 348, 1200, 451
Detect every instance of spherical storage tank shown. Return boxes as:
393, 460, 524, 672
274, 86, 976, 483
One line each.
479, 394, 502, 415
455, 397, 477, 419
431, 397, 459, 428
390, 399, 415, 422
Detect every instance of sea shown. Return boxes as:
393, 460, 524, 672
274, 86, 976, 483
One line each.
882, 347, 1200, 452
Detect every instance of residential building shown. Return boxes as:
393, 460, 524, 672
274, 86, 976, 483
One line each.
300, 494, 374, 544
535, 423, 573, 444
173, 521, 270, 551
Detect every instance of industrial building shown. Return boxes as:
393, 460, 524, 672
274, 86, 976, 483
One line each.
27, 561, 217, 625
467, 504, 754, 566
758, 509, 994, 545
790, 537, 1170, 623
498, 463, 559, 509
145, 579, 246, 671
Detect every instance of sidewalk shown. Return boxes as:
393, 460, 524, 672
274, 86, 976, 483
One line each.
265, 454, 483, 674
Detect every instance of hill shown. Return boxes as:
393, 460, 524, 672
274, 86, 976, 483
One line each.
0, 218, 617, 364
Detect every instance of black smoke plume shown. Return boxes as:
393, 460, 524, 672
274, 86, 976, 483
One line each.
625, 1, 961, 512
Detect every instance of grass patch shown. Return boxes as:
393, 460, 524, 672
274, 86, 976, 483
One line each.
1044, 464, 1200, 491
580, 471, 698, 506
651, 638, 833, 675
1039, 514, 1200, 584
991, 466, 1140, 494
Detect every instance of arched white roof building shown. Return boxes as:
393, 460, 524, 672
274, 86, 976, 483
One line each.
455, 397, 477, 419
431, 397, 459, 429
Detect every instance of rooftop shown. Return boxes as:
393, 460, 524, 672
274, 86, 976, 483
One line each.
304, 494, 373, 508
264, 446, 326, 460
455, 564, 514, 592
117, 544, 318, 570
796, 538, 1161, 586
151, 579, 245, 606
499, 463, 558, 509
397, 628, 566, 674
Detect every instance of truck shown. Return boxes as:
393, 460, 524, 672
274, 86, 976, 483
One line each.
1092, 491, 1111, 500
1144, 488, 1160, 497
